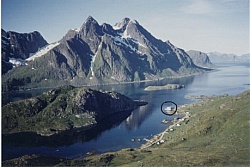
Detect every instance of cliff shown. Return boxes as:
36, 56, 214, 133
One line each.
1, 29, 48, 74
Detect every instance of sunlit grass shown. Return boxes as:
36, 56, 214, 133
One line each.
71, 90, 250, 166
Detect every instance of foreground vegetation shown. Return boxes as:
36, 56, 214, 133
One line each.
3, 90, 250, 166
2, 85, 144, 136
61, 90, 250, 166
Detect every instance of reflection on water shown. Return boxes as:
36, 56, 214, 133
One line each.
2, 63, 250, 160
3, 109, 133, 148
2, 75, 196, 106
125, 98, 154, 131
2, 109, 133, 160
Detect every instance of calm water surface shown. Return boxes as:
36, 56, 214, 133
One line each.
2, 63, 250, 160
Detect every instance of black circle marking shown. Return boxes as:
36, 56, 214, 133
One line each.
161, 101, 177, 116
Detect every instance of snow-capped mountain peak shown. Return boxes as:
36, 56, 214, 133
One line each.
113, 17, 139, 31
2, 16, 206, 91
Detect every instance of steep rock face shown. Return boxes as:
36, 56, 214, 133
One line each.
2, 29, 48, 59
2, 16, 206, 91
187, 50, 215, 68
1, 29, 48, 74
2, 86, 145, 135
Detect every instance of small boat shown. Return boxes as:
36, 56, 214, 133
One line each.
165, 106, 174, 111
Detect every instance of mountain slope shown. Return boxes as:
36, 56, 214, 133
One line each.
60, 90, 250, 166
187, 50, 215, 68
1, 29, 48, 74
2, 16, 206, 91
5, 90, 249, 166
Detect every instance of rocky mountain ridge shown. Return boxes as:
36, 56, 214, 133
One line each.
1, 29, 48, 74
2, 16, 207, 91
207, 52, 250, 63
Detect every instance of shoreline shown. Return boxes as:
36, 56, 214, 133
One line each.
140, 107, 189, 149
2, 69, 217, 94
3, 89, 250, 166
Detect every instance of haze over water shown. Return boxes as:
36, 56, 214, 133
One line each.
2, 62, 250, 160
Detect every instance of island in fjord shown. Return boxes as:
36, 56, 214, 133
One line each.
2, 86, 147, 136
144, 84, 184, 91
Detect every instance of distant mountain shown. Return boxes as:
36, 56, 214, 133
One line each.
238, 53, 250, 62
186, 50, 215, 68
1, 29, 48, 74
207, 52, 250, 64
2, 16, 207, 91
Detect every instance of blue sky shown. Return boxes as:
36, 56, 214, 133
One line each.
1, 0, 249, 55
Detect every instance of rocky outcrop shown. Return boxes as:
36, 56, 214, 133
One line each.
2, 29, 48, 59
1, 29, 48, 74
2, 86, 147, 136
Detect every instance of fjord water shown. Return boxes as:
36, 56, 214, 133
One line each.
2, 63, 250, 160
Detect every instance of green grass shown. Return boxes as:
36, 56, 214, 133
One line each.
62, 90, 250, 166
3, 90, 250, 166
2, 86, 96, 135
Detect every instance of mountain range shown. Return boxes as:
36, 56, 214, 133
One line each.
207, 52, 250, 63
2, 16, 210, 91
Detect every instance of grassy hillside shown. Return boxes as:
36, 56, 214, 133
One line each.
63, 90, 250, 166
3, 90, 250, 166
2, 85, 142, 136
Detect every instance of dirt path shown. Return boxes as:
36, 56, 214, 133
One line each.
141, 111, 190, 149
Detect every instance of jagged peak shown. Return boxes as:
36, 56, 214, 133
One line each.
130, 19, 139, 25
113, 17, 139, 30
122, 18, 139, 25
122, 17, 131, 24
85, 16, 99, 25
79, 16, 100, 33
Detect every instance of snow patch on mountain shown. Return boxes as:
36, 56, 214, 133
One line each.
90, 42, 102, 79
121, 24, 131, 39
108, 34, 136, 52
113, 24, 122, 30
26, 42, 60, 61
90, 53, 96, 78
71, 28, 80, 32
9, 58, 27, 67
